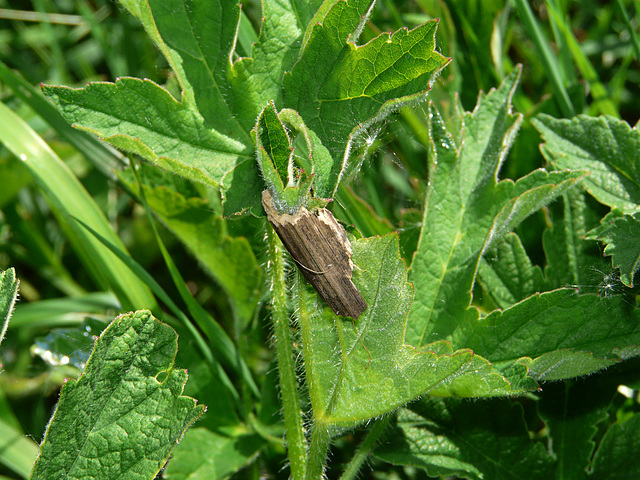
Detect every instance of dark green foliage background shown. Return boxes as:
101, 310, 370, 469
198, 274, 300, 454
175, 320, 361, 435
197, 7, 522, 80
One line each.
1, 1, 640, 479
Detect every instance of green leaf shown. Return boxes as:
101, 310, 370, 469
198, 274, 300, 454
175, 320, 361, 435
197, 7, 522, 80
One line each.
256, 102, 294, 194
118, 0, 197, 107
0, 268, 18, 348
284, 1, 449, 197
133, 181, 263, 328
0, 59, 127, 177
374, 398, 554, 480
10, 292, 119, 329
590, 414, 640, 479
407, 68, 584, 347
0, 101, 155, 311
597, 213, 640, 287
533, 114, 640, 214
542, 190, 600, 290
144, 0, 247, 140
228, 0, 311, 130
453, 289, 640, 381
298, 234, 533, 428
164, 428, 264, 480
42, 79, 251, 189
31, 310, 204, 479
538, 380, 610, 480
0, 416, 39, 479
163, 337, 265, 479
477, 232, 545, 309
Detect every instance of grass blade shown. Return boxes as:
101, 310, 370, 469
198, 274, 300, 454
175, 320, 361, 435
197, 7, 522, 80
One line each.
71, 216, 241, 403
511, 0, 575, 117
0, 101, 155, 311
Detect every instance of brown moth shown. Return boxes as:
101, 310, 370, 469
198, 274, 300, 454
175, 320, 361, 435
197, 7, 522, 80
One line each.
262, 190, 367, 319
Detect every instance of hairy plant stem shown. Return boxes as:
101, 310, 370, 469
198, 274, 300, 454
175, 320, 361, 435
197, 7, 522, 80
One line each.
306, 420, 332, 480
266, 227, 307, 480
339, 416, 392, 480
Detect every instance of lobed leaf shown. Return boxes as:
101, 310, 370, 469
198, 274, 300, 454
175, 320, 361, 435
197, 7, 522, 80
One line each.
538, 380, 610, 480
284, 0, 449, 197
407, 68, 583, 347
299, 234, 535, 428
597, 212, 640, 287
453, 289, 640, 381
42, 78, 251, 189
533, 114, 640, 214
145, 0, 247, 139
31, 310, 204, 480
374, 398, 554, 480
542, 190, 600, 290
590, 413, 640, 479
477, 233, 545, 309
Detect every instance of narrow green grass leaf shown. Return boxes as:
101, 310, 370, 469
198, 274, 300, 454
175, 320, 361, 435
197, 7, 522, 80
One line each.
533, 114, 640, 214
0, 102, 155, 311
2, 202, 85, 296
30, 310, 205, 480
71, 216, 240, 402
0, 417, 39, 479
10, 292, 120, 328
129, 169, 260, 397
615, 0, 640, 62
0, 268, 18, 347
133, 182, 263, 331
545, 1, 619, 117
511, 0, 574, 117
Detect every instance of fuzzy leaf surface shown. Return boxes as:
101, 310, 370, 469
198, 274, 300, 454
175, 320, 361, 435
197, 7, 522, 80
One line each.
284, 0, 450, 197
42, 79, 251, 190
533, 114, 640, 214
0, 268, 18, 348
299, 234, 535, 428
453, 289, 640, 381
146, 0, 308, 136
477, 232, 545, 309
597, 213, 640, 287
31, 310, 204, 480
542, 190, 598, 290
374, 398, 554, 480
407, 68, 583, 347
